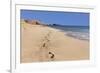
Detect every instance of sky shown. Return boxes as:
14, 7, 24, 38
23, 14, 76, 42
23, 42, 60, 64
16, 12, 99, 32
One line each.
21, 9, 89, 26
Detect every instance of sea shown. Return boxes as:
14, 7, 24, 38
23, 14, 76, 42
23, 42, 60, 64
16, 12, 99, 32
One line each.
49, 26, 89, 41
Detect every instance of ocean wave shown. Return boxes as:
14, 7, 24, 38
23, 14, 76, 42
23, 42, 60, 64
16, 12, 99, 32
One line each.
66, 31, 89, 41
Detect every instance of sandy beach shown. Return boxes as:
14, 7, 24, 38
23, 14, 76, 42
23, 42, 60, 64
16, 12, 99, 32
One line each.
21, 21, 89, 63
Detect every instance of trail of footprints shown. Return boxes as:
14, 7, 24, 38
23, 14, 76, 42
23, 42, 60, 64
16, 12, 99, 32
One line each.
39, 30, 55, 61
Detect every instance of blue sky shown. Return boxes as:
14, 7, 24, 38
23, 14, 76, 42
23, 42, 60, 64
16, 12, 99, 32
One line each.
21, 10, 89, 26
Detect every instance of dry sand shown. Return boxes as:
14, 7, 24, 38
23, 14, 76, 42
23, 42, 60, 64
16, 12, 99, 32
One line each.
21, 21, 89, 63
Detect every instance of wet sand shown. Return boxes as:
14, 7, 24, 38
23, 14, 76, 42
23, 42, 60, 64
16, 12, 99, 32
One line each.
21, 22, 89, 63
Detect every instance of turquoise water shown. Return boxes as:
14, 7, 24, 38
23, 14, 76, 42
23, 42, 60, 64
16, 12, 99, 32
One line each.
49, 26, 89, 41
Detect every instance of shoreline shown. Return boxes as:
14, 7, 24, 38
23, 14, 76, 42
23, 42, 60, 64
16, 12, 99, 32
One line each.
21, 23, 89, 63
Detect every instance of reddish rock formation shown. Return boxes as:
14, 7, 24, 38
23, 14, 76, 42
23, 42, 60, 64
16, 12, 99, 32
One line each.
24, 19, 41, 25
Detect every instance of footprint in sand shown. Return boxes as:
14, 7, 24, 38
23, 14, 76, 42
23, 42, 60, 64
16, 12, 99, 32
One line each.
49, 52, 55, 61
38, 30, 53, 61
